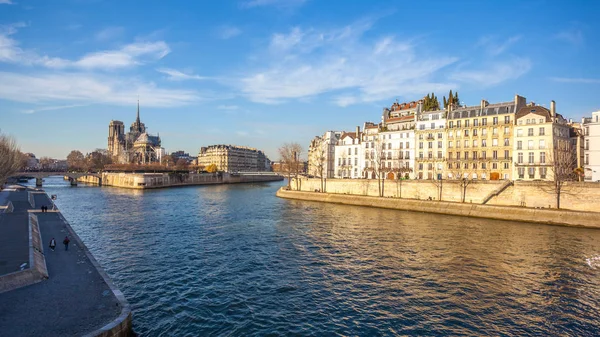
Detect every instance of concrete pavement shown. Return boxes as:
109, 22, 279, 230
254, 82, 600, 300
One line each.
0, 188, 129, 336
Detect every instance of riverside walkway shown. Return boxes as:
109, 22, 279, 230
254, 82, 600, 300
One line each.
0, 187, 130, 336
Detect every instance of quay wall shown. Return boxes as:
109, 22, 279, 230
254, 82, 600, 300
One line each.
276, 188, 600, 229
78, 172, 283, 189
291, 178, 600, 212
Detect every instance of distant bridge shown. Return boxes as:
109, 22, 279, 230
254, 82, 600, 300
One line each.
10, 172, 102, 186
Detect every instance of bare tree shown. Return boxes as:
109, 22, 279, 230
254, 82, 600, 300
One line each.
66, 150, 86, 171
39, 156, 52, 170
309, 142, 326, 192
449, 163, 475, 203
540, 142, 579, 209
0, 132, 24, 187
278, 142, 303, 190
428, 165, 444, 201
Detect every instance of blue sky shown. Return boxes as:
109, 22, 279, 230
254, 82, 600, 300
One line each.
1, 0, 599, 160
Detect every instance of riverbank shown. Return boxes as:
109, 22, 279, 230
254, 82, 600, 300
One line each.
77, 171, 283, 189
276, 188, 600, 229
0, 187, 132, 336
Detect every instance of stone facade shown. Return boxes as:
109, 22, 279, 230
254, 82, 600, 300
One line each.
308, 131, 342, 178
197, 145, 271, 173
583, 110, 600, 181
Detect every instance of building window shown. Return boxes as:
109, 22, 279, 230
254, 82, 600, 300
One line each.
438, 151, 442, 159
540, 152, 546, 164
474, 119, 479, 126
482, 118, 487, 126
473, 140, 478, 147
585, 154, 589, 165
428, 142, 433, 149
464, 151, 469, 159
585, 139, 589, 150
438, 133, 443, 139
517, 141, 522, 150
482, 163, 487, 169
473, 151, 478, 159
518, 152, 523, 163
449, 152, 453, 159
464, 129, 469, 136
528, 152, 534, 164
493, 117, 498, 125
504, 116, 510, 124
457, 152, 461, 159
528, 128, 534, 136
419, 142, 423, 149
518, 167, 525, 179
540, 167, 547, 179
493, 128, 498, 135
528, 167, 535, 179
482, 151, 487, 159
464, 163, 468, 169
504, 150, 509, 159
482, 139, 487, 147
464, 140, 469, 148
493, 162, 498, 169
437, 141, 442, 148
449, 121, 454, 128
492, 139, 498, 146
428, 152, 433, 159
504, 126, 510, 134
493, 150, 498, 159
517, 129, 523, 137
482, 129, 488, 136
449, 141, 453, 148
504, 162, 509, 169
504, 139, 509, 146
465, 120, 470, 127
539, 140, 545, 149
473, 129, 478, 136
348, 148, 351, 155
528, 140, 534, 150
539, 127, 545, 136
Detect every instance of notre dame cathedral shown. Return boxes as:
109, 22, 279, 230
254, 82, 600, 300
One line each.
107, 101, 164, 164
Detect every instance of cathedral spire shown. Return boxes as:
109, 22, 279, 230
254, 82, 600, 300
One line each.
136, 98, 140, 125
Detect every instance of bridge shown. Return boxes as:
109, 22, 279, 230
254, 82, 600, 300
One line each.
10, 172, 102, 187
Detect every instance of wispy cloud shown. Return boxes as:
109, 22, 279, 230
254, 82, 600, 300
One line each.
95, 26, 125, 41
554, 29, 583, 46
217, 25, 242, 39
0, 24, 169, 69
0, 71, 200, 107
478, 35, 521, 56
450, 58, 531, 87
550, 77, 600, 84
156, 68, 209, 81
0, 0, 14, 4
22, 103, 89, 114
240, 0, 306, 9
217, 105, 239, 110
238, 21, 457, 106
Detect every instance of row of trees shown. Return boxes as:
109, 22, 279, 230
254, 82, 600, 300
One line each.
0, 131, 25, 186
66, 150, 193, 172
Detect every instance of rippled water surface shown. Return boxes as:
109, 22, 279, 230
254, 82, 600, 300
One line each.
34, 177, 600, 336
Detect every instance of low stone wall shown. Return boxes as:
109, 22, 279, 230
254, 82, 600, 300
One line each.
291, 178, 600, 212
0, 214, 48, 294
276, 189, 600, 229
99, 172, 283, 189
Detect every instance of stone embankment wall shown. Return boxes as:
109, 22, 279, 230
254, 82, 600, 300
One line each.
291, 178, 600, 212
277, 189, 600, 229
78, 172, 283, 189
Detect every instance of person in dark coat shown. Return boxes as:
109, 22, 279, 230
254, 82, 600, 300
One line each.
63, 236, 70, 251
49, 238, 56, 251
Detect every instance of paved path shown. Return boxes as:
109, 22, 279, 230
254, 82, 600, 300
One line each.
0, 191, 30, 276
0, 190, 122, 336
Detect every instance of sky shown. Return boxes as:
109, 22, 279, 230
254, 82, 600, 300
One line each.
1, 0, 600, 160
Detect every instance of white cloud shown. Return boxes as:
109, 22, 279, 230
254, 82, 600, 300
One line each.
217, 105, 239, 110
478, 35, 522, 56
550, 77, 600, 84
156, 68, 209, 81
239, 22, 457, 106
554, 29, 583, 46
0, 0, 14, 4
0, 71, 200, 108
240, 0, 306, 9
449, 58, 531, 87
22, 104, 89, 114
95, 26, 125, 41
217, 25, 242, 39
0, 24, 170, 70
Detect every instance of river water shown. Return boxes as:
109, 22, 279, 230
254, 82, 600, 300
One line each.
30, 176, 600, 336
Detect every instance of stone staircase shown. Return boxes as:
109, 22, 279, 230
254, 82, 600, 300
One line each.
482, 180, 513, 204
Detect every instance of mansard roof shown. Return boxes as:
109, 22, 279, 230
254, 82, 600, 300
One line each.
448, 101, 515, 119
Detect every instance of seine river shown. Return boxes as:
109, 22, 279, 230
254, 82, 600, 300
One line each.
32, 176, 600, 336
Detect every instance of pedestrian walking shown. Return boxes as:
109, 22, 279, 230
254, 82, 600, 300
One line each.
49, 238, 56, 251
63, 236, 70, 251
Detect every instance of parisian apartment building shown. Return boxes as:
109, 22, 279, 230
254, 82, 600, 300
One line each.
309, 94, 587, 182
197, 145, 271, 173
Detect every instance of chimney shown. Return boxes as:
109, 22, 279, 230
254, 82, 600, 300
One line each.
480, 99, 488, 111
356, 126, 360, 139
550, 100, 556, 118
514, 94, 526, 111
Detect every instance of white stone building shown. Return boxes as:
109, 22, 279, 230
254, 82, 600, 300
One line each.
334, 129, 363, 178
583, 110, 600, 181
415, 109, 447, 179
307, 131, 342, 178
